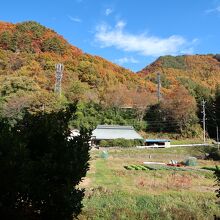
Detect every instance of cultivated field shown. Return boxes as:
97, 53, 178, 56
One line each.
79, 146, 220, 220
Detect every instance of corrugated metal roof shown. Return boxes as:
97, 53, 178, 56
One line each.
92, 125, 143, 140
96, 125, 134, 130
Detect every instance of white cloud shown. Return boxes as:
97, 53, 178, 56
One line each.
95, 21, 196, 57
105, 8, 113, 16
68, 15, 82, 23
205, 6, 220, 13
114, 57, 139, 65
115, 20, 126, 29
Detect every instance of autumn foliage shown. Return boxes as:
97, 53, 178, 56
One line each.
0, 21, 154, 112
0, 21, 219, 137
139, 54, 220, 90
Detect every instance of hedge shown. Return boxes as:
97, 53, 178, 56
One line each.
99, 139, 144, 147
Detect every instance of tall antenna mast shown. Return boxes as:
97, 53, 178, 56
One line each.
54, 63, 64, 96
157, 72, 161, 102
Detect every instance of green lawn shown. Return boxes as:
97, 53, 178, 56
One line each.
79, 146, 220, 220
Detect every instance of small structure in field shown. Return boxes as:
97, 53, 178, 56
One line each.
91, 125, 143, 145
145, 139, 170, 148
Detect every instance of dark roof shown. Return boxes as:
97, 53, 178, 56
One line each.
145, 139, 170, 143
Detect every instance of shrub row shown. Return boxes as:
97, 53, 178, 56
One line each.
99, 139, 144, 147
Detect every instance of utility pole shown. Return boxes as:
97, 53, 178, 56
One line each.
202, 100, 206, 143
157, 72, 161, 102
54, 63, 64, 96
217, 126, 219, 150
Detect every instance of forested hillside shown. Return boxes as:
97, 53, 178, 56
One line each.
0, 21, 156, 128
139, 54, 220, 91
139, 55, 220, 138
1, 21, 220, 138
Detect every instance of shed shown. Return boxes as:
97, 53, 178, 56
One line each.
145, 139, 171, 148
91, 125, 143, 144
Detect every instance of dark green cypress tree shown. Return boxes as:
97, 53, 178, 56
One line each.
0, 104, 90, 219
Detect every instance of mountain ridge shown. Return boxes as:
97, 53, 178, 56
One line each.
138, 54, 220, 91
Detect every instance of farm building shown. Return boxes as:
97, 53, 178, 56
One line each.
145, 139, 171, 148
91, 125, 143, 145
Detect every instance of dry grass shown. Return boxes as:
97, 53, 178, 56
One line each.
79, 147, 220, 219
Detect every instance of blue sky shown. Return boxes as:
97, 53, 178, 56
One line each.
1, 0, 220, 71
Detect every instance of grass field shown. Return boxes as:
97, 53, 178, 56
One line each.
78, 146, 220, 220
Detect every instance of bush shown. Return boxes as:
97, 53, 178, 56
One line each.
207, 148, 220, 161
214, 166, 220, 198
99, 140, 108, 147
114, 139, 131, 147
0, 105, 90, 219
134, 139, 144, 146
99, 139, 143, 147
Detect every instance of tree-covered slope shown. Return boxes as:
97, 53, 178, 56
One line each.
0, 21, 82, 56
138, 54, 220, 138
0, 21, 156, 117
138, 54, 220, 92
4, 21, 220, 137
